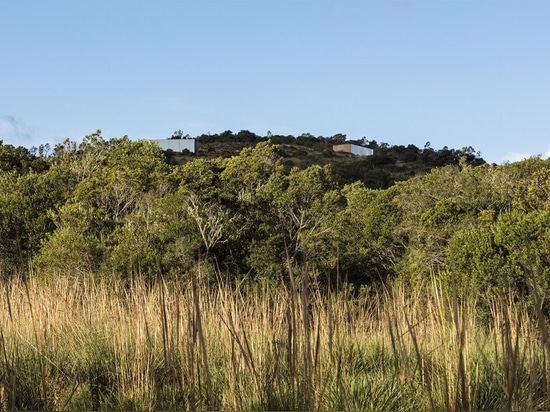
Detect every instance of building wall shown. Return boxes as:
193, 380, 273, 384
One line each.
153, 139, 198, 153
333, 143, 373, 156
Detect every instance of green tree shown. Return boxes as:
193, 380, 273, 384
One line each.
106, 193, 165, 279
220, 140, 284, 203
445, 225, 505, 295
0, 163, 74, 273
493, 210, 550, 291
0, 171, 27, 270
354, 185, 403, 283
257, 164, 343, 280
446, 209, 550, 296
33, 202, 104, 276
0, 142, 47, 174
391, 161, 506, 281
72, 135, 168, 220
337, 182, 385, 285
35, 132, 170, 278
330, 133, 346, 144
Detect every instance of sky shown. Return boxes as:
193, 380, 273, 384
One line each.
1, 0, 549, 164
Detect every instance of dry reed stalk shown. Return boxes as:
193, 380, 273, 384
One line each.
450, 274, 469, 411
526, 276, 550, 404
1, 271, 549, 410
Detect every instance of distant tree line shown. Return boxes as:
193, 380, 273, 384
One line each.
165, 130, 486, 189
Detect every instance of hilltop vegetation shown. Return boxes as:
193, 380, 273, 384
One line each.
167, 129, 486, 189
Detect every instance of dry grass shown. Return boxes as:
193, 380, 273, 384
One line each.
0, 271, 549, 410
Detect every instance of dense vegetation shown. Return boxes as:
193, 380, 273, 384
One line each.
2, 273, 547, 410
0, 130, 488, 286
2, 131, 550, 410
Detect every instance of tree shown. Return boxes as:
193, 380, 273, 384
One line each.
337, 182, 388, 285
0, 171, 27, 271
34, 132, 170, 278
106, 193, 165, 280
68, 134, 169, 220
330, 133, 346, 144
183, 191, 233, 256
258, 164, 343, 281
0, 163, 75, 273
171, 130, 190, 139
445, 225, 505, 295
493, 210, 550, 291
0, 142, 48, 174
33, 202, 104, 276
220, 141, 284, 203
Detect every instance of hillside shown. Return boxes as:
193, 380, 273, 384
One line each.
163, 130, 486, 189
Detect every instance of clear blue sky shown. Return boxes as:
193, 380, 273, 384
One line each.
1, 0, 549, 164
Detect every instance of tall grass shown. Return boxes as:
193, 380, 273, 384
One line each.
0, 270, 549, 410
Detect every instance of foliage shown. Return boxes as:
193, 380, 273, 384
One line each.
0, 141, 49, 173
1, 129, 550, 299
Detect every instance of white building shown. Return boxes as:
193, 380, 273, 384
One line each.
333, 143, 373, 156
153, 138, 198, 153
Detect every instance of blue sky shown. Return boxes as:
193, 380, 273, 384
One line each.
1, 0, 549, 164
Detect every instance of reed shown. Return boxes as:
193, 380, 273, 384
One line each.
0, 271, 549, 410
